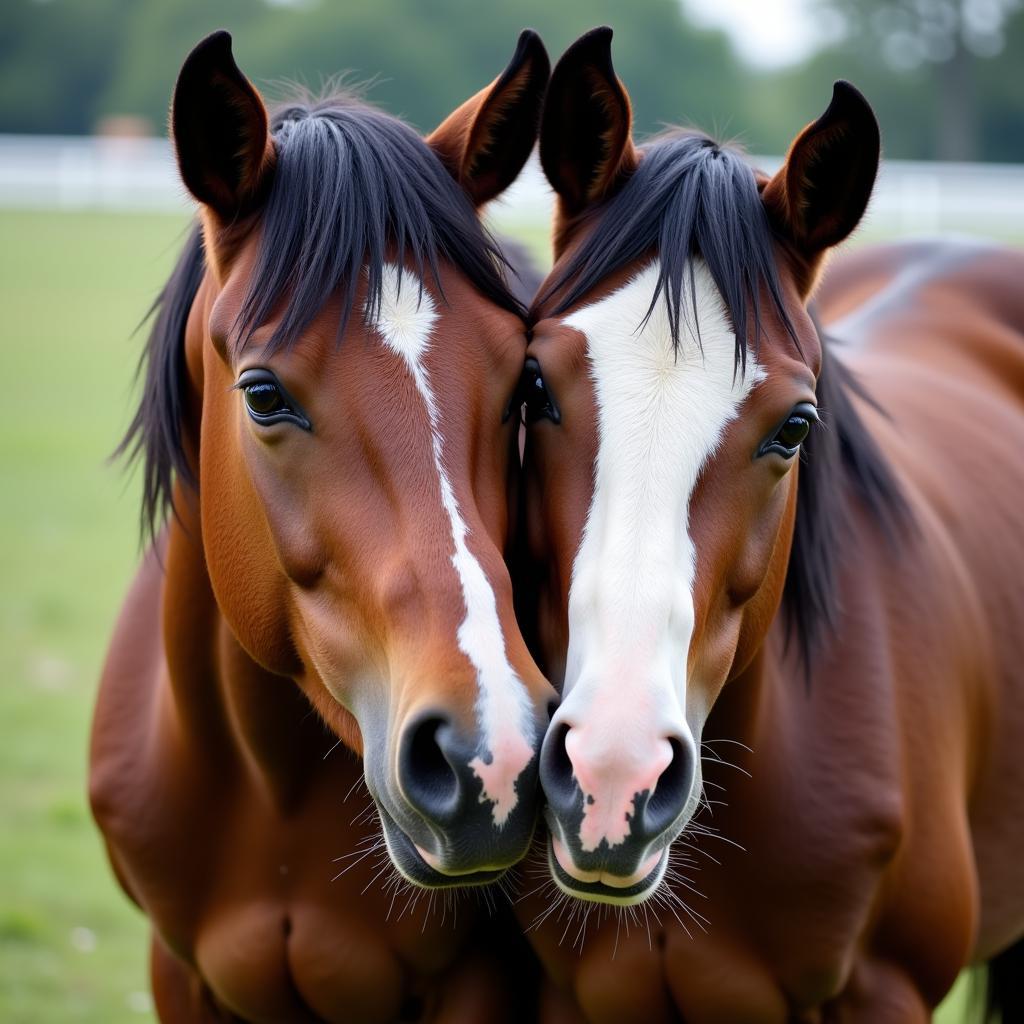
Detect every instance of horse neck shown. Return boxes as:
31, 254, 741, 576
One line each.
160, 495, 339, 810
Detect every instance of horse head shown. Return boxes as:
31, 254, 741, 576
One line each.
161, 30, 556, 887
522, 27, 880, 902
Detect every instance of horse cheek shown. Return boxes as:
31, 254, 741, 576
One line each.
731, 468, 800, 680
200, 384, 299, 678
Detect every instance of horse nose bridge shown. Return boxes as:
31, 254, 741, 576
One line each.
376, 513, 547, 688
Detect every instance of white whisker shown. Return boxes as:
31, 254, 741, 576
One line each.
701, 737, 752, 753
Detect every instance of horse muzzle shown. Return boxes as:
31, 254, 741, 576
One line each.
538, 710, 699, 903
366, 707, 546, 887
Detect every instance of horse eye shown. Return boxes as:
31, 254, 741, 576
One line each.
236, 370, 312, 431
244, 381, 286, 416
760, 403, 817, 459
520, 357, 560, 425
776, 415, 811, 449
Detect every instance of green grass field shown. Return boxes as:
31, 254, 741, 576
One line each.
0, 208, 977, 1022
0, 208, 194, 1022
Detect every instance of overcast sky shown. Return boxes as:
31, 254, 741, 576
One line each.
685, 0, 831, 67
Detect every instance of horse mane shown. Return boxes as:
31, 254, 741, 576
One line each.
538, 129, 909, 667
117, 223, 205, 542
785, 332, 910, 668
119, 89, 524, 540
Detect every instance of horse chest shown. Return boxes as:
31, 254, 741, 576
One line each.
182, 792, 486, 1022
106, 737, 477, 1019
191, 884, 531, 1023
193, 898, 417, 1023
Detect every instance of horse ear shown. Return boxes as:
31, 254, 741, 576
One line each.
762, 82, 879, 278
171, 31, 274, 221
539, 26, 639, 220
427, 29, 550, 206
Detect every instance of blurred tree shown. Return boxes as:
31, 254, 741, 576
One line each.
745, 44, 936, 161
95, 0, 274, 133
975, 7, 1024, 159
1, 0, 1022, 161
816, 0, 1023, 159
0, 0, 135, 133
0, 0, 751, 140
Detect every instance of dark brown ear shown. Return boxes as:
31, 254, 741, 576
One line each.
762, 81, 879, 275
171, 31, 274, 221
539, 26, 639, 220
427, 29, 550, 206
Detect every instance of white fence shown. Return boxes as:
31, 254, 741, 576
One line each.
3, 134, 1024, 238
0, 135, 186, 212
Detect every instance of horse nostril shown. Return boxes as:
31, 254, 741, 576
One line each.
539, 721, 577, 815
399, 714, 460, 822
643, 737, 693, 837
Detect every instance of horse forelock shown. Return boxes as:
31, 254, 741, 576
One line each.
537, 131, 795, 364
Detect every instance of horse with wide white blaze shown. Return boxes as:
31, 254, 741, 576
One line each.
515, 26, 1024, 1023
90, 29, 556, 1021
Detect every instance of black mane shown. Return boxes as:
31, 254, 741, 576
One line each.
119, 91, 523, 539
784, 334, 909, 668
539, 130, 908, 666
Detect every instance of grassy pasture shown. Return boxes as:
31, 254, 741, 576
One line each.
1, 208, 190, 1022
0, 207, 978, 1021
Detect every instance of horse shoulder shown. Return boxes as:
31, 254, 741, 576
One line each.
709, 625, 910, 1010
89, 538, 167, 887
90, 529, 240, 957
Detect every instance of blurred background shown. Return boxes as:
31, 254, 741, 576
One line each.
2, 0, 1021, 1020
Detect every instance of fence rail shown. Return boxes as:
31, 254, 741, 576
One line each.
3, 134, 1024, 237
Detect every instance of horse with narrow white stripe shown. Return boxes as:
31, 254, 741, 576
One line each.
91, 28, 568, 1023
370, 264, 537, 833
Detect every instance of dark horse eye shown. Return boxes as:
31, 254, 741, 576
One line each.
245, 382, 285, 415
760, 402, 818, 459
516, 357, 561, 425
236, 369, 312, 431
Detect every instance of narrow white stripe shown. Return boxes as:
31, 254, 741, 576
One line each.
558, 259, 763, 850
368, 265, 534, 826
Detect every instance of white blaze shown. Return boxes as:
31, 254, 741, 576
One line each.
559, 259, 763, 851
369, 265, 534, 826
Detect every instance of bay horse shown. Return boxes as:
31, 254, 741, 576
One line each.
516, 27, 1024, 1023
89, 30, 556, 1021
